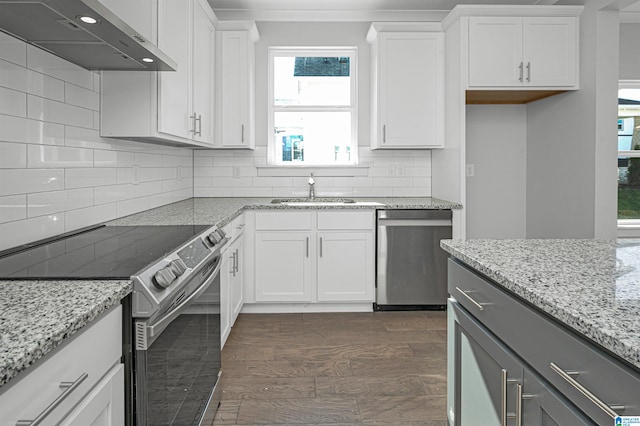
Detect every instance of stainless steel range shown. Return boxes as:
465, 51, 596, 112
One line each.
0, 224, 229, 425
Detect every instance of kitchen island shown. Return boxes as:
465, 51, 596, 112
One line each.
441, 238, 640, 424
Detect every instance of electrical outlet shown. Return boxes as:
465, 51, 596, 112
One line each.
397, 165, 406, 177
465, 164, 475, 177
233, 166, 241, 178
388, 165, 396, 177
176, 165, 182, 181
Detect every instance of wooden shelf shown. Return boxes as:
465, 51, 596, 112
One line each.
466, 90, 567, 104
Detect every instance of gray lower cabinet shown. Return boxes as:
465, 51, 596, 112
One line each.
447, 258, 640, 425
449, 298, 593, 425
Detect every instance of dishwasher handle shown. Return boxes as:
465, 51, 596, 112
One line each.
377, 218, 451, 227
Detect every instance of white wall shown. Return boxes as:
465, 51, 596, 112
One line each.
0, 32, 193, 251
619, 23, 640, 80
194, 22, 432, 198
526, 4, 619, 239
466, 105, 527, 239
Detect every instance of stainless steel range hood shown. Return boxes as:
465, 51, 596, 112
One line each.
0, 0, 176, 71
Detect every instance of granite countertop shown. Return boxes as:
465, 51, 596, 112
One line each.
107, 196, 462, 227
440, 239, 640, 371
0, 196, 459, 390
0, 280, 132, 388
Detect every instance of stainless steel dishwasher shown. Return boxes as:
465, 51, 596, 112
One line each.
376, 209, 452, 310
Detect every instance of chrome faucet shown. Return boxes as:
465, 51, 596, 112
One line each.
308, 173, 316, 200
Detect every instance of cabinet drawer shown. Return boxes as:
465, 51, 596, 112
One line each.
317, 211, 374, 230
448, 259, 640, 424
0, 306, 122, 426
255, 211, 312, 230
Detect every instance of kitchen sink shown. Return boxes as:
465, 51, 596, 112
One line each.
270, 198, 383, 206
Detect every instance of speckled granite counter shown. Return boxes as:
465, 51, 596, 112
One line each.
0, 280, 131, 388
440, 239, 640, 371
107, 196, 462, 227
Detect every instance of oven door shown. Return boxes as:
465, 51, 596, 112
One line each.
134, 255, 222, 426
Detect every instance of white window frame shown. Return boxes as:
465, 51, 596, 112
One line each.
267, 47, 358, 166
618, 80, 640, 237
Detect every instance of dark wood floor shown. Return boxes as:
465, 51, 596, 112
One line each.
204, 311, 448, 425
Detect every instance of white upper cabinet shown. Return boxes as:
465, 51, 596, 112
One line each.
101, 0, 217, 147
468, 16, 578, 89
368, 23, 445, 149
214, 22, 259, 149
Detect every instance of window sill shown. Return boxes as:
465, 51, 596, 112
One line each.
618, 221, 640, 237
257, 165, 369, 177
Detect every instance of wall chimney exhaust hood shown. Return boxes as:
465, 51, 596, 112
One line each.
0, 0, 177, 71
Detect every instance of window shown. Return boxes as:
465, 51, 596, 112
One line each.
268, 48, 357, 165
617, 84, 640, 229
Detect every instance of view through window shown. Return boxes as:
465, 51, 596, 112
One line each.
618, 86, 640, 221
268, 48, 357, 165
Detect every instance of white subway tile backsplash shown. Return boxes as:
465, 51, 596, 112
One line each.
194, 187, 234, 197
65, 203, 117, 232
0, 31, 194, 251
94, 184, 135, 205
0, 194, 27, 224
194, 156, 214, 167
65, 82, 99, 110
65, 168, 117, 189
232, 187, 274, 197
94, 150, 118, 167
0, 86, 27, 117
194, 176, 213, 187
27, 144, 93, 168
0, 169, 64, 196
28, 187, 93, 217
27, 70, 64, 101
0, 32, 26, 67
27, 95, 94, 128
0, 58, 28, 92
0, 142, 27, 168
26, 45, 93, 90
0, 214, 64, 251
65, 126, 119, 150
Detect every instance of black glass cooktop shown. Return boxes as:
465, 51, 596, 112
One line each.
0, 225, 208, 280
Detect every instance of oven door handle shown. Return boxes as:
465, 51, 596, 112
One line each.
140, 256, 222, 347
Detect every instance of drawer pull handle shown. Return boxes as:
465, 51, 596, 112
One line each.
500, 369, 508, 426
550, 362, 623, 418
455, 287, 488, 311
16, 372, 88, 425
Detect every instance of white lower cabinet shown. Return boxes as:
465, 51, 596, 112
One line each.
253, 210, 375, 309
221, 215, 245, 348
60, 364, 125, 426
317, 232, 374, 302
0, 306, 123, 426
255, 231, 313, 302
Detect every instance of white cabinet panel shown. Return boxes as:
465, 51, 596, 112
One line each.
255, 232, 312, 302
317, 232, 373, 302
468, 16, 578, 89
369, 24, 444, 149
214, 22, 259, 149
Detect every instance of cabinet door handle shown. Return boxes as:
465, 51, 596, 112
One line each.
319, 237, 323, 257
241, 124, 245, 143
515, 384, 523, 426
306, 237, 309, 258
526, 62, 531, 83
190, 113, 197, 134
518, 62, 524, 82
234, 249, 239, 273
455, 287, 488, 311
549, 362, 624, 419
16, 373, 88, 425
501, 369, 508, 426
196, 114, 202, 137
382, 124, 386, 143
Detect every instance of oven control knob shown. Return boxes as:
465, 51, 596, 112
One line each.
154, 267, 177, 288
217, 229, 227, 240
207, 231, 221, 245
168, 259, 187, 277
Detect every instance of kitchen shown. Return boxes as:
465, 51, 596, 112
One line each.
0, 0, 639, 425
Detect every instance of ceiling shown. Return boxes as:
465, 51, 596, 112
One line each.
207, 0, 573, 21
